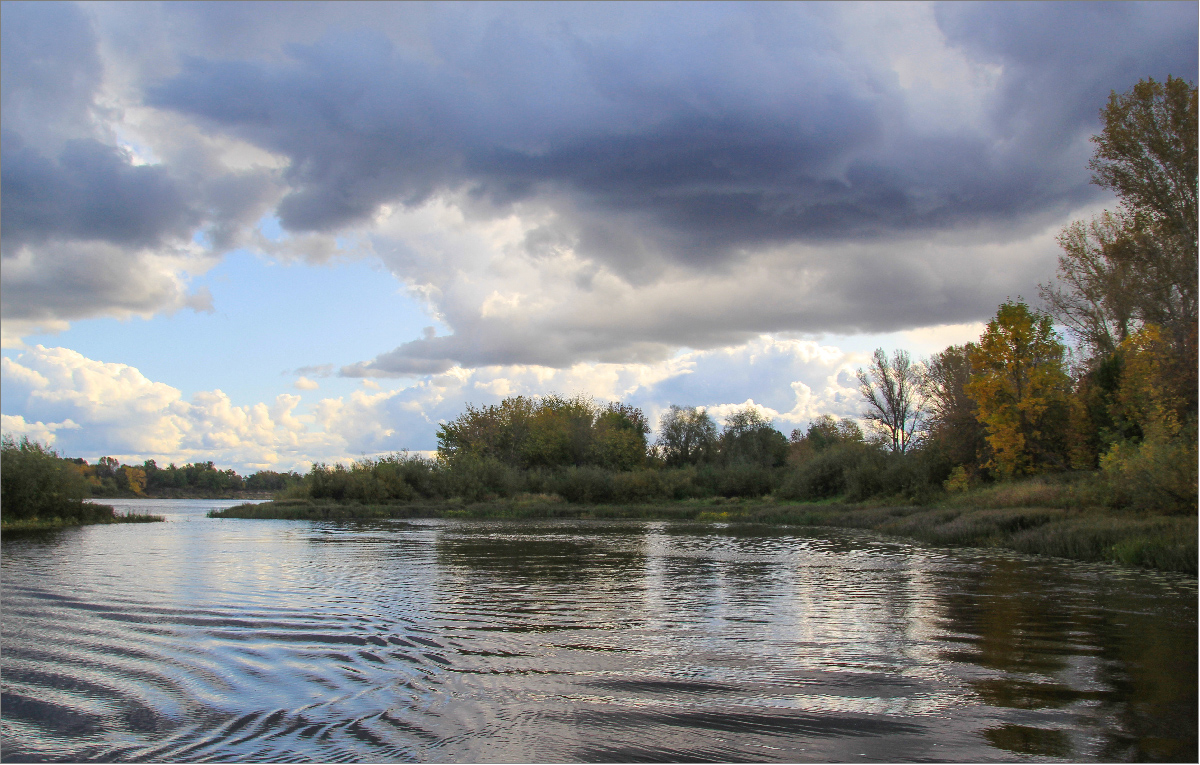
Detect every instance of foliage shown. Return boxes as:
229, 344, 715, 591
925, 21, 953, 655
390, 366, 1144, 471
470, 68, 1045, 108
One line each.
966, 301, 1072, 478
436, 395, 649, 470
857, 348, 924, 453
718, 406, 789, 467
1097, 325, 1198, 513
654, 405, 718, 466
592, 403, 652, 470
1, 435, 103, 522
1091, 76, 1196, 261
923, 344, 989, 474
243, 470, 305, 493
1042, 76, 1197, 362
943, 466, 970, 494
790, 414, 863, 453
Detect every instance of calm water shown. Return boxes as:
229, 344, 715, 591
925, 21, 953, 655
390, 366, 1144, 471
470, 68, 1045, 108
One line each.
1, 499, 1195, 763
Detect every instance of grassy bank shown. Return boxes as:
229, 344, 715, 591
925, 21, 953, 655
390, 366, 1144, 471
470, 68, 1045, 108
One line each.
2, 506, 165, 534
211, 493, 1196, 574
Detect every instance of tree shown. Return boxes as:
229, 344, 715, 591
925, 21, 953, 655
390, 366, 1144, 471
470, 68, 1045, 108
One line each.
1042, 212, 1140, 357
521, 394, 597, 467
1041, 76, 1197, 360
966, 301, 1072, 477
856, 348, 924, 453
1098, 324, 1198, 512
1, 436, 91, 521
118, 465, 147, 496
923, 343, 988, 471
787, 414, 863, 465
718, 406, 788, 467
1091, 76, 1196, 250
591, 402, 650, 470
654, 405, 717, 466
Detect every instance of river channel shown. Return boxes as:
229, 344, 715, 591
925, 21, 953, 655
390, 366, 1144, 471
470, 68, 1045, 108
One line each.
2, 498, 1195, 762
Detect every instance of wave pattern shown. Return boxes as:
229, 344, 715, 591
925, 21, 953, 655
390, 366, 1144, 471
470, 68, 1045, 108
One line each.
2, 502, 1196, 762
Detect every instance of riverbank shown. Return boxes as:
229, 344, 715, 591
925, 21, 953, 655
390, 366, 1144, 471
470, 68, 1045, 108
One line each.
210, 496, 1197, 574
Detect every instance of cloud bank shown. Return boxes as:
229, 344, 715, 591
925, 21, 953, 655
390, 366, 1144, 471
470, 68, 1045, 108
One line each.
3, 2, 1195, 366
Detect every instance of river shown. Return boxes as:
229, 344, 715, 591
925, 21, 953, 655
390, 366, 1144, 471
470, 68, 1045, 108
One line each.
1, 498, 1195, 762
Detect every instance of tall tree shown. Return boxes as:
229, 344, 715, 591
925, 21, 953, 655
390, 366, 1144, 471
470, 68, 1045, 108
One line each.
591, 402, 650, 470
655, 405, 718, 466
923, 343, 988, 471
966, 301, 1072, 477
718, 406, 788, 467
1041, 76, 1197, 360
857, 348, 924, 453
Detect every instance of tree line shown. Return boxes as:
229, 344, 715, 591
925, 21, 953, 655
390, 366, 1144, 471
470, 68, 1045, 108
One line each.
0, 440, 305, 503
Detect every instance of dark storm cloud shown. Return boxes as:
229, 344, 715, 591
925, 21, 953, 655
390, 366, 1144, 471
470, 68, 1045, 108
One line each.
146, 1, 1196, 269
0, 1, 100, 148
936, 2, 1198, 148
0, 2, 198, 252
0, 1, 281, 327
1, 133, 199, 250
4, 1, 1196, 361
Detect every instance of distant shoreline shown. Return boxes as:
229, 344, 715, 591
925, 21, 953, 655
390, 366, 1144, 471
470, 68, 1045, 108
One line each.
210, 498, 1197, 575
87, 491, 278, 501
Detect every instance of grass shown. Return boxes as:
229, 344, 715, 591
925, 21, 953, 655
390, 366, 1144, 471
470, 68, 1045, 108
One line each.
210, 493, 1197, 574
1, 508, 165, 533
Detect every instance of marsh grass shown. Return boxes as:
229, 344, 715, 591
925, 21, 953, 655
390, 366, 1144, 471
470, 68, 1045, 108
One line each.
941, 473, 1110, 510
212, 496, 1196, 573
1, 507, 165, 533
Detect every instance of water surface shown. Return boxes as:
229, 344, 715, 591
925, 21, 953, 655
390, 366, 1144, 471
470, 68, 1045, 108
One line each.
2, 498, 1195, 762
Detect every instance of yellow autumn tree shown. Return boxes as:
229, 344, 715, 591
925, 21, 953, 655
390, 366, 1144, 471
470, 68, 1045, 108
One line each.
966, 301, 1072, 478
1099, 324, 1198, 512
119, 465, 147, 496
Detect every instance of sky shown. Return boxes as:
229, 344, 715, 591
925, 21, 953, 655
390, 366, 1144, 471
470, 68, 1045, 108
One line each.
2, 1, 1196, 473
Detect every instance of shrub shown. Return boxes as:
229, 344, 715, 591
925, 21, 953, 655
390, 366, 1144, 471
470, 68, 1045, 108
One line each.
1100, 428, 1198, 514
551, 466, 616, 503
777, 444, 861, 500
440, 456, 523, 501
944, 466, 970, 493
710, 464, 778, 498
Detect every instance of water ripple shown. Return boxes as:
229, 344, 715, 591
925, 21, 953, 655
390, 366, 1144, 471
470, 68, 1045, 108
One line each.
3, 506, 1195, 761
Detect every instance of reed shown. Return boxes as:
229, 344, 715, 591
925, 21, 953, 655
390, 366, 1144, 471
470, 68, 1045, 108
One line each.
210, 498, 1195, 573
1, 508, 164, 533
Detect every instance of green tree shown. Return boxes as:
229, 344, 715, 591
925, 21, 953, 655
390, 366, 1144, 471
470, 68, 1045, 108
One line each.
1, 436, 92, 521
654, 405, 717, 466
718, 406, 788, 467
923, 343, 989, 472
436, 394, 648, 470
591, 402, 650, 470
521, 394, 597, 467
966, 301, 1072, 477
788, 414, 864, 464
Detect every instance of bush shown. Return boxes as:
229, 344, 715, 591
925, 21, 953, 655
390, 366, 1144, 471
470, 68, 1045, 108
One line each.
777, 444, 859, 500
710, 464, 778, 498
1100, 429, 1198, 514
551, 466, 616, 503
439, 456, 523, 501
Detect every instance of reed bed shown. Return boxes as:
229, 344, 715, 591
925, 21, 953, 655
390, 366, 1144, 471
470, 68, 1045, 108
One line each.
211, 498, 1196, 574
